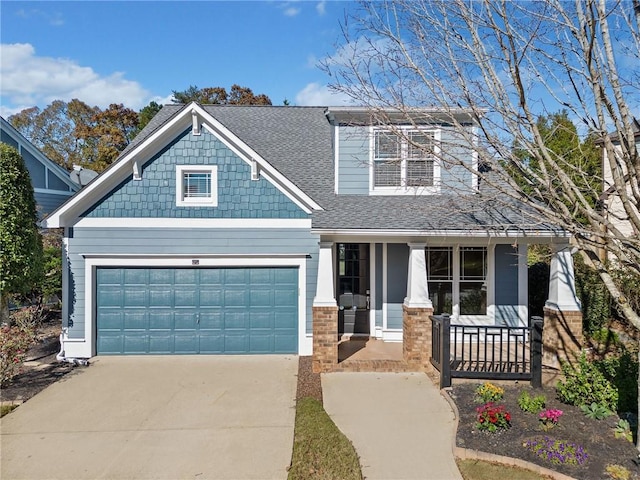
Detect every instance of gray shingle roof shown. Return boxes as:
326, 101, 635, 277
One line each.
124, 104, 560, 233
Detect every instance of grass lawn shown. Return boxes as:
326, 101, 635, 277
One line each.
457, 459, 554, 480
288, 397, 362, 480
0, 404, 18, 417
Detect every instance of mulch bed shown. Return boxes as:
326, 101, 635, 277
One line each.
1, 314, 82, 404
450, 382, 640, 480
296, 356, 323, 403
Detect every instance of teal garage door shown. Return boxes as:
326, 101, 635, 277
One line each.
96, 267, 298, 354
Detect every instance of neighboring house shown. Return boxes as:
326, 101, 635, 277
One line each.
42, 103, 582, 371
600, 118, 640, 241
1, 116, 78, 217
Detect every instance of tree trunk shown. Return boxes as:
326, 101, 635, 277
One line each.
0, 292, 11, 326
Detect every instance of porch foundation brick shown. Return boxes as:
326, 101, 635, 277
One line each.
312, 306, 338, 373
402, 305, 434, 369
542, 307, 583, 370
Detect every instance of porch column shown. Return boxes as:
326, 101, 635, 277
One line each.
313, 242, 338, 373
543, 244, 583, 370
403, 243, 434, 370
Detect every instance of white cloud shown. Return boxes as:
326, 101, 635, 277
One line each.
283, 7, 301, 17
0, 43, 151, 111
316, 1, 326, 15
16, 8, 64, 26
295, 82, 354, 106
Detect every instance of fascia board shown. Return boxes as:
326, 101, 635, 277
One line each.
42, 106, 192, 228
193, 103, 322, 212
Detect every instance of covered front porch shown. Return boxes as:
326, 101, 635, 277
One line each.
311, 237, 583, 375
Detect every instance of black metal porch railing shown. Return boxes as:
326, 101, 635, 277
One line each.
430, 314, 544, 389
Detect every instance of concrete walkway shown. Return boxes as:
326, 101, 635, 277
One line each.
1, 356, 297, 480
322, 372, 463, 480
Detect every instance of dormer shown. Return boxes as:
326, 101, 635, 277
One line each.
326, 107, 479, 196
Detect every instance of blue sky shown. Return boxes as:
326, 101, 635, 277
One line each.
0, 1, 356, 117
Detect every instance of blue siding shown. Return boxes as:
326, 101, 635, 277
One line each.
494, 244, 520, 326
83, 128, 307, 219
22, 149, 46, 189
1, 129, 19, 149
375, 243, 383, 328
64, 227, 319, 340
439, 126, 476, 193
386, 243, 408, 329
337, 126, 369, 194
34, 192, 73, 218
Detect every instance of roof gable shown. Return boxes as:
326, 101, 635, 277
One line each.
42, 103, 323, 228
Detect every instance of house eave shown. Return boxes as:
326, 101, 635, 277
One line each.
310, 228, 571, 240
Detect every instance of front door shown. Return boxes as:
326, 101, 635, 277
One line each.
337, 243, 370, 336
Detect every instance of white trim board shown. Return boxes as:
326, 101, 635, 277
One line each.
74, 217, 312, 229
69, 255, 309, 359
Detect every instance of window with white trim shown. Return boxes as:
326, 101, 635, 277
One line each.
372, 129, 439, 192
425, 246, 488, 316
176, 165, 218, 206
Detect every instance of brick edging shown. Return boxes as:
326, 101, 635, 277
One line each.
439, 388, 578, 480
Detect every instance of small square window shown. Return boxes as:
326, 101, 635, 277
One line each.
176, 165, 217, 206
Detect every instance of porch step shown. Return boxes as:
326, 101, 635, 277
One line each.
334, 358, 431, 373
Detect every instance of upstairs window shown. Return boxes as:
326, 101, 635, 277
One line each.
372, 129, 439, 193
176, 165, 218, 206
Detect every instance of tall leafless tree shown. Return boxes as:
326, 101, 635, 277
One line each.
325, 0, 640, 443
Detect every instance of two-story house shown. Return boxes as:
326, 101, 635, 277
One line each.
42, 103, 582, 372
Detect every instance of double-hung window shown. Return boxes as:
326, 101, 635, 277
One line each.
176, 165, 218, 206
372, 128, 439, 192
425, 246, 488, 317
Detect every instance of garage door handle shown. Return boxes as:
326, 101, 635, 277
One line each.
196, 313, 200, 324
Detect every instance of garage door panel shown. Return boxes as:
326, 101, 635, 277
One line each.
224, 333, 250, 353
198, 334, 224, 353
124, 269, 147, 285
98, 332, 124, 354
250, 311, 273, 329
274, 289, 297, 307
199, 310, 222, 329
124, 289, 147, 307
149, 269, 173, 284
250, 289, 272, 307
274, 334, 297, 353
174, 333, 198, 353
149, 311, 172, 329
175, 288, 197, 307
175, 269, 198, 285
98, 311, 123, 329
96, 267, 298, 354
200, 269, 223, 285
149, 334, 173, 353
174, 311, 197, 330
123, 333, 149, 354
249, 334, 273, 353
149, 289, 172, 307
199, 288, 222, 307
98, 287, 123, 307
224, 289, 246, 307
123, 311, 147, 330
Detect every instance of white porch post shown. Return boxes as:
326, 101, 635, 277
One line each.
404, 243, 432, 308
546, 244, 581, 311
313, 241, 337, 306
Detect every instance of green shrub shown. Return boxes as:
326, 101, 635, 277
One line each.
518, 390, 546, 413
614, 419, 633, 443
0, 324, 35, 385
556, 354, 618, 412
580, 402, 612, 420
573, 255, 611, 334
597, 351, 638, 415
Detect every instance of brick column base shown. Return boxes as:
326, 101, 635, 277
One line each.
402, 305, 434, 369
542, 307, 583, 370
312, 306, 338, 373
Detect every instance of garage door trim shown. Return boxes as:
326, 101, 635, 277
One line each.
84, 255, 308, 356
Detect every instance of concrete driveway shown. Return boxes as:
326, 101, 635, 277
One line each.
1, 356, 298, 480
